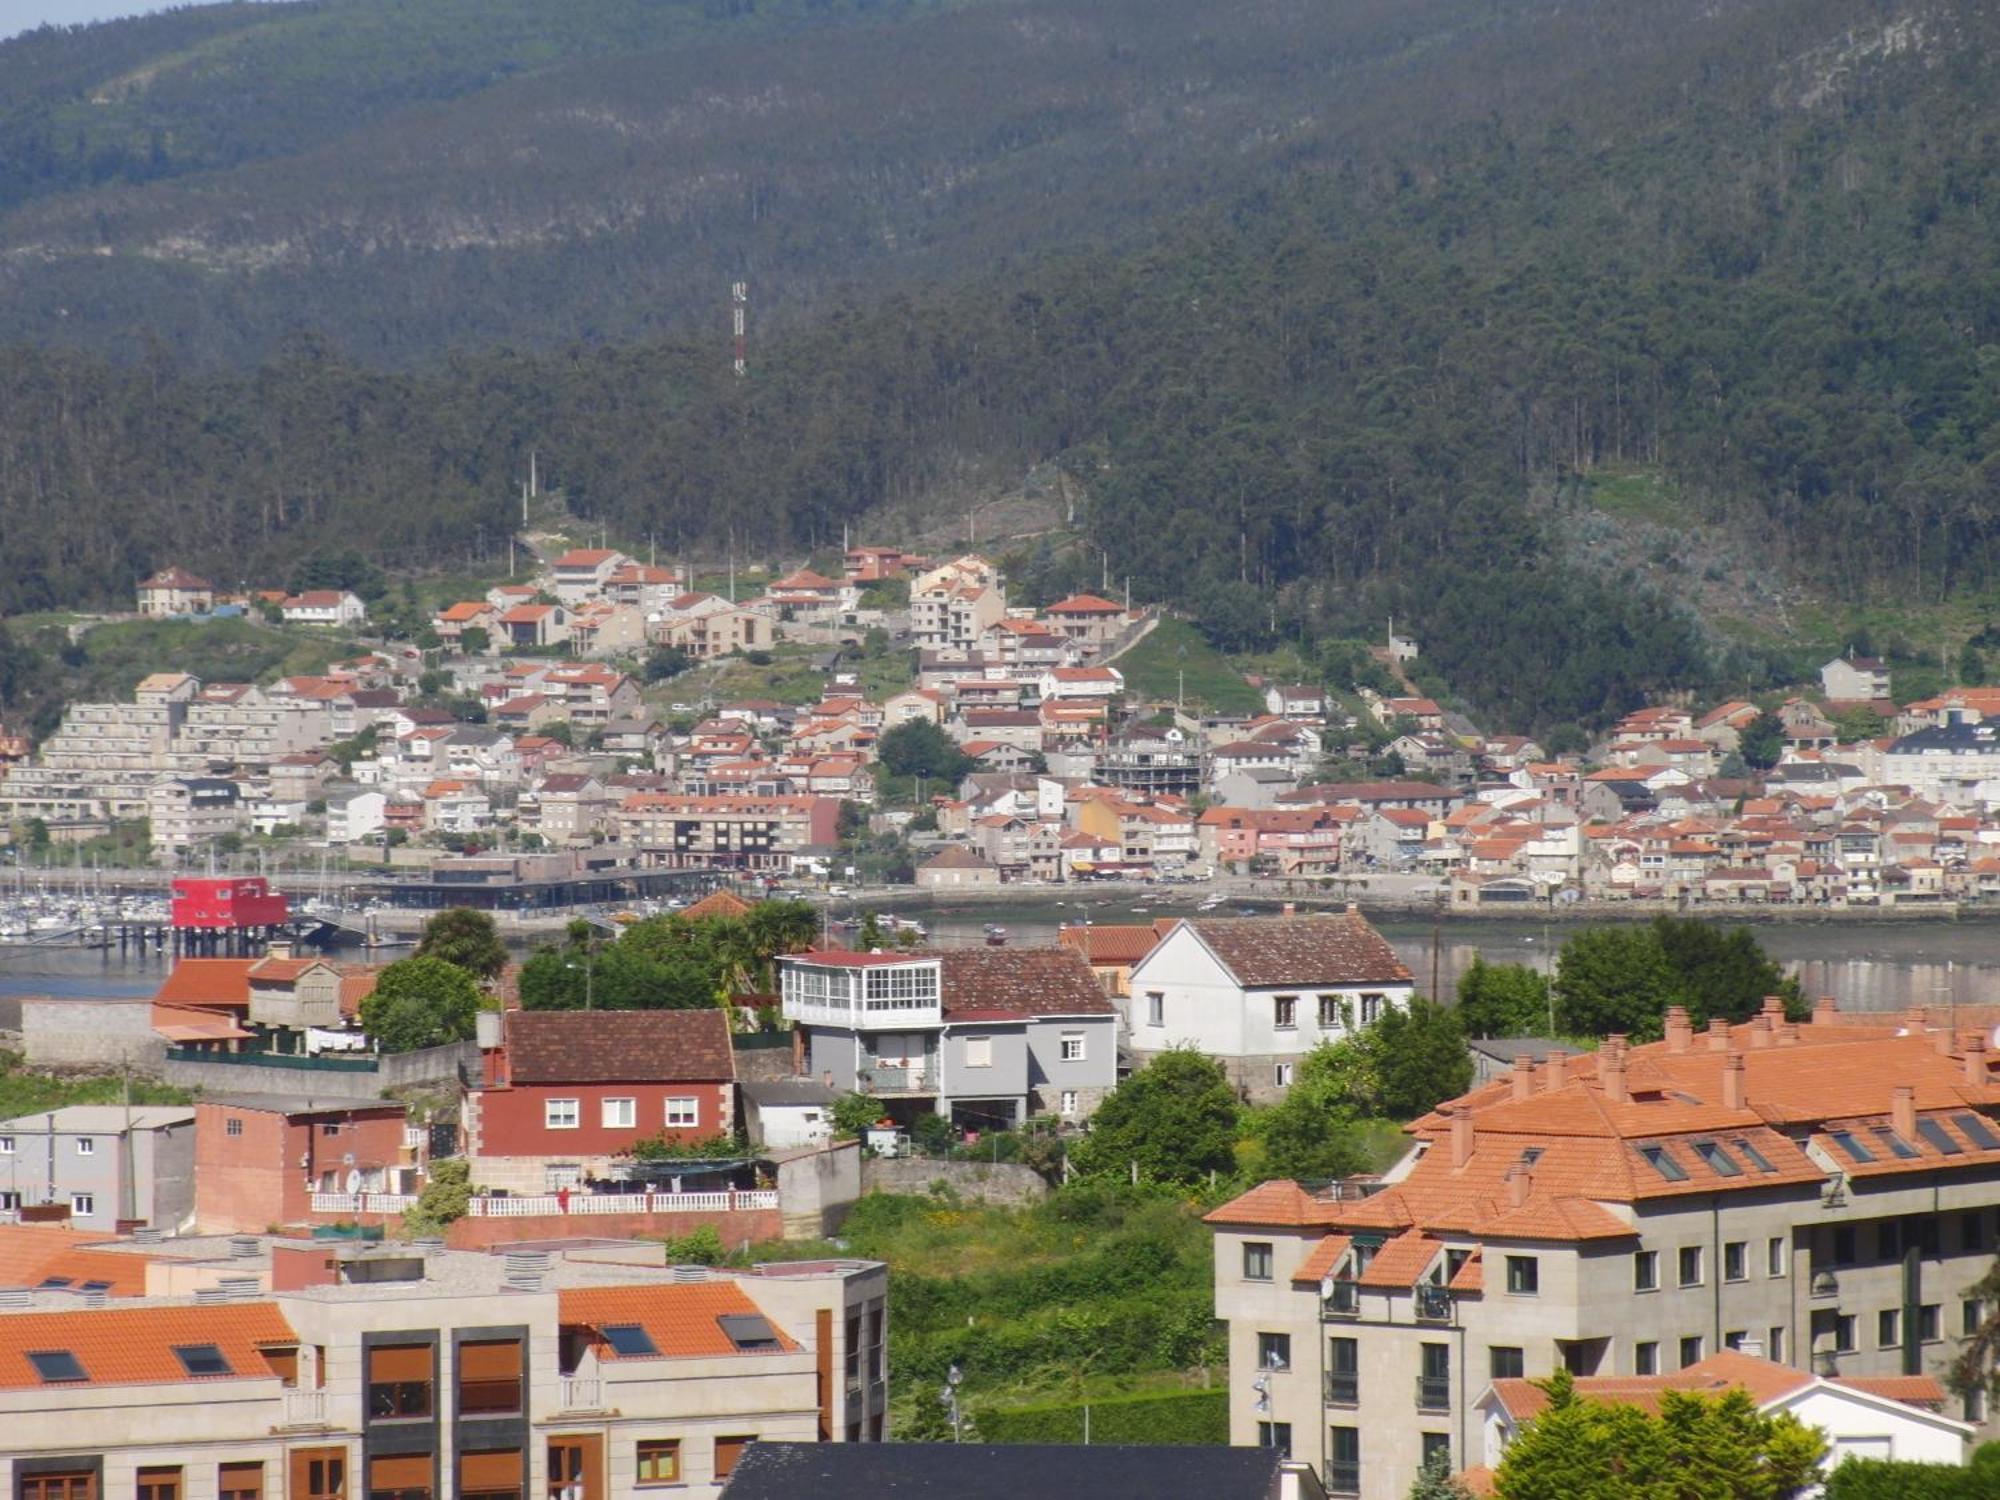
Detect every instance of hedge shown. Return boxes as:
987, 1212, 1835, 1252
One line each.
970, 1387, 1227, 1446
1823, 1457, 1993, 1500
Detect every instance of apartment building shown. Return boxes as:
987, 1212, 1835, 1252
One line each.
0, 1106, 195, 1229
0, 1235, 887, 1500
1207, 999, 2000, 1498
618, 793, 839, 875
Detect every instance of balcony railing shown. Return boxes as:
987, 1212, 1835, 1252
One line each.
1324, 1371, 1358, 1406
1414, 1284, 1453, 1322
1322, 1282, 1360, 1319
858, 1065, 934, 1094
558, 1375, 603, 1412
1416, 1375, 1451, 1412
280, 1389, 328, 1427
1326, 1460, 1361, 1496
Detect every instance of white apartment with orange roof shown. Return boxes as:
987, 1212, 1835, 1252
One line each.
1208, 997, 2000, 1498
0, 1233, 886, 1500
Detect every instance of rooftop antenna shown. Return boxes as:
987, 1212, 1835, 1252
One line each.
732, 281, 749, 378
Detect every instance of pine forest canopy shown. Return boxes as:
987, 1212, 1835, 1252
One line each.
0, 0, 1997, 730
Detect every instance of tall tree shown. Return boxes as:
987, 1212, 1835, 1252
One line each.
414, 907, 509, 982
1070, 1048, 1240, 1187
359, 956, 483, 1053
1455, 957, 1553, 1039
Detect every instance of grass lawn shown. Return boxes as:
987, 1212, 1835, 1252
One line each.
36, 617, 363, 699
1582, 465, 1686, 526
1116, 617, 1262, 714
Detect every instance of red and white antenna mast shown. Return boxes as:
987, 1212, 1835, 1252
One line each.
732, 281, 748, 377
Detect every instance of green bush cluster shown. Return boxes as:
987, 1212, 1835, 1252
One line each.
971, 1388, 1227, 1446
1824, 1444, 2000, 1500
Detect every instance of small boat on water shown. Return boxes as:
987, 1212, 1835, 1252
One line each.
984, 924, 1009, 947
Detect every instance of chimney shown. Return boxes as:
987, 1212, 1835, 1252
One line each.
1749, 1016, 1773, 1049
1777, 1023, 1800, 1047
1450, 1109, 1475, 1169
1966, 1034, 1989, 1090
1892, 1085, 1917, 1143
1511, 1055, 1534, 1102
1707, 1018, 1732, 1052
1761, 994, 1785, 1022
1540, 1053, 1565, 1093
1903, 1006, 1931, 1036
1664, 1007, 1692, 1054
1507, 1164, 1531, 1209
1721, 1051, 1745, 1111
1812, 995, 1837, 1026
1598, 1035, 1628, 1105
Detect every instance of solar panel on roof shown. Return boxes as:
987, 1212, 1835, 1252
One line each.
1917, 1118, 1965, 1157
1956, 1114, 2000, 1150
1830, 1130, 1876, 1163
1639, 1145, 1688, 1182
718, 1313, 781, 1351
27, 1350, 86, 1383
602, 1324, 659, 1356
173, 1344, 233, 1377
1731, 1138, 1778, 1173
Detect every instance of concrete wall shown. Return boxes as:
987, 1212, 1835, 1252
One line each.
20, 999, 165, 1071
777, 1140, 863, 1237
860, 1156, 1048, 1207
163, 1038, 476, 1099
442, 1206, 782, 1251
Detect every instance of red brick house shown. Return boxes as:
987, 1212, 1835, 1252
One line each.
467, 1010, 738, 1194
193, 1096, 414, 1232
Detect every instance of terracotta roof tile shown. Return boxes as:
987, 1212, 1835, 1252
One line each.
0, 1301, 295, 1388
151, 959, 257, 1009
1290, 1235, 1355, 1286
1357, 1230, 1442, 1288
559, 1283, 799, 1359
1056, 925, 1162, 966
0, 1226, 147, 1298
1161, 912, 1411, 988
935, 947, 1116, 1020
504, 1010, 735, 1084
679, 890, 755, 921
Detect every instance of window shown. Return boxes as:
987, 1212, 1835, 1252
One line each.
69, 1193, 94, 1217
1967, 1300, 1986, 1339
636, 1441, 681, 1486
1489, 1346, 1524, 1379
1964, 1211, 1987, 1254
1147, 992, 1164, 1026
1328, 1427, 1361, 1496
665, 1098, 699, 1128
1724, 1330, 1747, 1351
1679, 1336, 1703, 1369
1506, 1256, 1538, 1295
1878, 1309, 1901, 1348
1256, 1422, 1292, 1457
1318, 995, 1343, 1028
225, 1118, 243, 1137
964, 1037, 993, 1068
1811, 1308, 1856, 1354
364, 1454, 430, 1500
458, 1338, 524, 1415
602, 1324, 660, 1356
1418, 1343, 1450, 1410
1767, 1327, 1784, 1362
1326, 1336, 1359, 1403
138, 1468, 182, 1500
1060, 1032, 1086, 1062
1969, 1386, 1989, 1426
366, 1342, 433, 1420
75, 1137, 94, 1156
1274, 996, 1298, 1029
1768, 1236, 1786, 1276
458, 1450, 521, 1500
1691, 1140, 1740, 1176
1878, 1221, 1903, 1260
546, 1441, 586, 1500
714, 1437, 753, 1480
544, 1098, 579, 1130
1633, 1250, 1658, 1292
1678, 1246, 1703, 1288
1257, 1331, 1291, 1371
1639, 1145, 1688, 1182
1920, 1304, 1941, 1343
19, 1475, 95, 1500
321, 1123, 341, 1138
1732, 1137, 1777, 1173
1724, 1241, 1747, 1282
0, 1136, 11, 1153
1243, 1242, 1274, 1281
173, 1344, 233, 1377
218, 1463, 262, 1500
1060, 1090, 1078, 1115
1833, 1226, 1856, 1265
1956, 1113, 2000, 1150
719, 1314, 781, 1352
1421, 1433, 1451, 1470
601, 1097, 636, 1128
1360, 993, 1383, 1024
1635, 1341, 1658, 1376
26, 1348, 86, 1383
1274, 1062, 1294, 1089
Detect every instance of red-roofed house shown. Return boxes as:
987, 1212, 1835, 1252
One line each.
551, 547, 630, 603
281, 590, 366, 626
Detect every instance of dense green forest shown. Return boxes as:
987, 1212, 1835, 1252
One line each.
1, 0, 1997, 728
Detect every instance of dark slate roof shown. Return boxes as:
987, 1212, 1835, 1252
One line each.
719, 1442, 1288, 1499
933, 947, 1117, 1021
1177, 912, 1412, 988
504, 1009, 735, 1084
740, 1079, 839, 1107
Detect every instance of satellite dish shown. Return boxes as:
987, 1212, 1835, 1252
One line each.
344, 1168, 363, 1193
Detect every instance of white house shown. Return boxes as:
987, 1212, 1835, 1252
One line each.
326, 787, 387, 844
1122, 908, 1415, 1102
549, 547, 629, 604
1475, 1348, 1971, 1489
1822, 654, 1891, 702
1263, 684, 1326, 719
740, 1079, 839, 1149
1037, 666, 1124, 702
281, 589, 367, 626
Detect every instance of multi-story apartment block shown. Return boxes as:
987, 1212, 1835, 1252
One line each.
0, 1235, 887, 1500
910, 556, 1006, 652
618, 793, 839, 874
779, 946, 1117, 1129
1207, 998, 2000, 1499
0, 1106, 195, 1229
146, 777, 246, 857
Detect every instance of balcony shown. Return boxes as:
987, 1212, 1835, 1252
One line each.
1810, 1270, 1839, 1299
1414, 1284, 1453, 1323
558, 1375, 603, 1412
1322, 1282, 1360, 1319
1323, 1371, 1358, 1406
1416, 1375, 1451, 1412
280, 1389, 329, 1428
1326, 1461, 1361, 1496
858, 1064, 935, 1095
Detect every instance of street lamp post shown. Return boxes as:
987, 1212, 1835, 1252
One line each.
565, 948, 595, 1010
940, 1363, 964, 1442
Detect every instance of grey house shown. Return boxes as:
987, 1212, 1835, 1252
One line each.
780, 947, 1118, 1131
0, 1105, 196, 1232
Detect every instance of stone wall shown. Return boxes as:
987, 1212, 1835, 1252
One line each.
21, 998, 166, 1071
860, 1156, 1049, 1206
162, 1038, 476, 1100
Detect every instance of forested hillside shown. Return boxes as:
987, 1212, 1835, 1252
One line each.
1, 0, 1997, 729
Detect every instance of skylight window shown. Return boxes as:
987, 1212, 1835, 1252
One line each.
36, 1277, 71, 1289
1870, 1127, 1920, 1161
718, 1314, 781, 1351
601, 1324, 659, 1356
1956, 1114, 2000, 1150
1731, 1138, 1777, 1173
27, 1350, 86, 1383
1691, 1141, 1743, 1177
78, 1281, 112, 1293
1518, 1148, 1545, 1168
173, 1344, 233, 1377
1638, 1145, 1688, 1182
1829, 1130, 1876, 1163
1917, 1119, 1965, 1157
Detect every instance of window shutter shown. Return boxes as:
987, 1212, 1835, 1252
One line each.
458, 1450, 522, 1491
368, 1343, 432, 1381
457, 1340, 522, 1381
367, 1455, 432, 1489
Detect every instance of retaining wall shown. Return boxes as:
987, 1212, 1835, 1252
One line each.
861, 1156, 1049, 1206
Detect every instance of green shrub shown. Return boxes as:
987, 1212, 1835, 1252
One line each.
1822, 1456, 1995, 1500
660, 1224, 725, 1265
971, 1387, 1226, 1445
401, 1159, 472, 1236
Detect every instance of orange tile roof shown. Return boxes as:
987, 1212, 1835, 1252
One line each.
1489, 1349, 1949, 1422
1056, 924, 1162, 966
559, 1283, 799, 1359
1290, 1235, 1355, 1286
1356, 1230, 1442, 1288
679, 889, 756, 921
0, 1226, 146, 1298
151, 959, 257, 1009
0, 1301, 295, 1388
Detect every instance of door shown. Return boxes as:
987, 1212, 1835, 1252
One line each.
290, 1447, 347, 1500
545, 1436, 602, 1500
